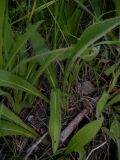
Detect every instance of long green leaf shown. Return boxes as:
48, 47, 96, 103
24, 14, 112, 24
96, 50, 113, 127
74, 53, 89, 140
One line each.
0, 69, 48, 102
63, 17, 120, 90
0, 120, 36, 138
73, 17, 120, 59
49, 89, 61, 153
66, 119, 103, 154
14, 47, 71, 70
0, 103, 39, 137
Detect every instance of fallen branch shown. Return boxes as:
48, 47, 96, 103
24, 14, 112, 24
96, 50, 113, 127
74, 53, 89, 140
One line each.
60, 108, 89, 143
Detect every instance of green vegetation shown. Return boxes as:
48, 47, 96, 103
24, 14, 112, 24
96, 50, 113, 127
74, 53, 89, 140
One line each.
0, 0, 120, 159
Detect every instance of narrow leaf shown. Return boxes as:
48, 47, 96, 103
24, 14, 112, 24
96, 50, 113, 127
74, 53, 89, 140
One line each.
0, 103, 39, 137
0, 69, 48, 102
0, 120, 36, 138
49, 89, 61, 153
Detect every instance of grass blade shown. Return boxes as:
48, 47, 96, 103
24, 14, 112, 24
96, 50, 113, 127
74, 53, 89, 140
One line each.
0, 120, 36, 138
0, 103, 39, 137
0, 69, 48, 102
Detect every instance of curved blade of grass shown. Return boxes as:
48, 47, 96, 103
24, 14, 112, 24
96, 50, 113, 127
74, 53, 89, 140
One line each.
94, 40, 120, 47
0, 0, 6, 67
0, 103, 39, 137
0, 120, 36, 138
14, 47, 72, 69
49, 89, 61, 153
0, 69, 48, 102
6, 21, 43, 69
66, 119, 103, 154
63, 17, 120, 93
13, 48, 71, 83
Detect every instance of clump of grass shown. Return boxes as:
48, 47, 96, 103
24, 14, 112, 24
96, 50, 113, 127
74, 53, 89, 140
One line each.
0, 0, 120, 159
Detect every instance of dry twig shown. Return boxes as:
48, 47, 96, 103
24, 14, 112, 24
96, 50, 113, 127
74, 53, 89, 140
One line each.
24, 132, 48, 160
60, 108, 89, 143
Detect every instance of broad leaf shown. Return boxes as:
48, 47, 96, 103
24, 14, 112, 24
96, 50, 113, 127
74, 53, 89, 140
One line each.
66, 119, 103, 154
49, 89, 61, 153
0, 69, 48, 102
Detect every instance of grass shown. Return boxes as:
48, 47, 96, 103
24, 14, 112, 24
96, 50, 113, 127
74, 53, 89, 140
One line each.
0, 0, 120, 159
